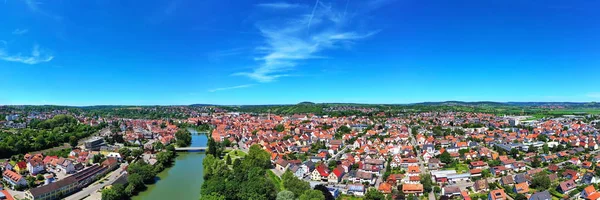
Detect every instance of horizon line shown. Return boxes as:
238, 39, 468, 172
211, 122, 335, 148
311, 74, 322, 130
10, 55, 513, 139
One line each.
0, 100, 598, 107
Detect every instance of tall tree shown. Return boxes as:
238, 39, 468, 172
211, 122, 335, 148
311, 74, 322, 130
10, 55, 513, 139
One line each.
314, 184, 335, 200
277, 190, 296, 200
299, 190, 325, 200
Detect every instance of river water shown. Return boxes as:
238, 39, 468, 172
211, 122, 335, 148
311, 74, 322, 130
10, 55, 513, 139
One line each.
132, 129, 207, 200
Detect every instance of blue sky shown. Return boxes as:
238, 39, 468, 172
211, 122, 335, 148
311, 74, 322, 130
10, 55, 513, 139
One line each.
1, 0, 599, 105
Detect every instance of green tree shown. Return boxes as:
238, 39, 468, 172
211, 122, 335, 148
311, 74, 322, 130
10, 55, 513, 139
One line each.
36, 174, 44, 181
69, 136, 78, 148
530, 172, 551, 190
131, 149, 144, 158
439, 151, 452, 164
275, 124, 285, 132
365, 188, 385, 200
543, 143, 549, 154
118, 148, 131, 158
244, 144, 271, 169
127, 173, 146, 191
201, 193, 226, 200
420, 174, 433, 193
313, 184, 335, 200
299, 190, 325, 200
101, 184, 125, 200
277, 190, 296, 200
225, 155, 232, 165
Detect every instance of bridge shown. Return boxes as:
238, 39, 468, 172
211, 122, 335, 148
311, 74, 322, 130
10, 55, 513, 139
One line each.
174, 147, 207, 152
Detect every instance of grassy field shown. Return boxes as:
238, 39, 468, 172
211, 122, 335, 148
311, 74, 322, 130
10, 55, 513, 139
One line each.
225, 149, 247, 160
443, 163, 469, 174
547, 109, 600, 115
267, 170, 284, 191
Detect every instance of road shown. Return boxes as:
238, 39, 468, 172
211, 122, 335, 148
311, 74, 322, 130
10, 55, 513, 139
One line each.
407, 126, 436, 200
64, 163, 127, 200
327, 144, 352, 162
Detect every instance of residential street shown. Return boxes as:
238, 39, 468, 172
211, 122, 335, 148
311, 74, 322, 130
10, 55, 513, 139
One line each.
408, 126, 436, 200
65, 163, 127, 200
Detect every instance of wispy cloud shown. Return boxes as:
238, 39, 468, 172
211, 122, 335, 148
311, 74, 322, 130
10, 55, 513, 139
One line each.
24, 0, 62, 21
12, 29, 29, 35
0, 44, 54, 64
207, 47, 248, 62
208, 84, 255, 92
587, 92, 600, 99
256, 2, 306, 9
234, 0, 379, 83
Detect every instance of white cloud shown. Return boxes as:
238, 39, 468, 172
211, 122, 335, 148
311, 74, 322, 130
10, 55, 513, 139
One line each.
235, 0, 378, 83
587, 92, 600, 98
256, 2, 305, 9
0, 44, 54, 64
208, 84, 255, 92
12, 29, 29, 35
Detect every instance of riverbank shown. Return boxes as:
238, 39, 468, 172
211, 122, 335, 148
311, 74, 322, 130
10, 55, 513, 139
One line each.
131, 129, 207, 200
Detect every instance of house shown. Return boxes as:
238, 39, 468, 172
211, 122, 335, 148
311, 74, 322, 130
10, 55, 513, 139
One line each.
529, 191, 551, 200
27, 159, 45, 175
582, 185, 600, 200
275, 159, 289, 171
500, 175, 514, 186
562, 169, 579, 181
470, 161, 487, 169
514, 173, 530, 184
402, 184, 424, 195
328, 168, 344, 183
491, 166, 508, 176
428, 158, 442, 170
2, 170, 26, 188
101, 157, 119, 171
2, 161, 13, 172
57, 159, 75, 174
557, 180, 576, 194
488, 189, 507, 200
512, 162, 527, 172
474, 179, 489, 192
106, 152, 122, 162
442, 186, 461, 197
407, 165, 420, 175
583, 172, 600, 185
311, 164, 329, 181
288, 164, 304, 178
547, 164, 559, 172
514, 182, 530, 194
14, 161, 27, 174
378, 182, 392, 194
302, 161, 315, 176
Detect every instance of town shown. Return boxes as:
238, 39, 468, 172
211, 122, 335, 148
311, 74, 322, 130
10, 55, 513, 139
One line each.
1, 105, 599, 200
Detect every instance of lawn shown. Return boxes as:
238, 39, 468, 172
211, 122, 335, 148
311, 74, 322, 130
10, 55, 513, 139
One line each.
267, 170, 284, 191
226, 149, 247, 160
443, 163, 469, 174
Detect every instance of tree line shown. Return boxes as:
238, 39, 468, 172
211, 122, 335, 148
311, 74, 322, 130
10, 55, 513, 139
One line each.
0, 115, 104, 158
101, 144, 177, 200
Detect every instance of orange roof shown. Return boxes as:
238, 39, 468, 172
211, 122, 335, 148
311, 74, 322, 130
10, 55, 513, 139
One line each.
378, 182, 392, 194
585, 185, 596, 196
587, 192, 600, 200
408, 165, 420, 173
514, 183, 529, 194
402, 184, 424, 192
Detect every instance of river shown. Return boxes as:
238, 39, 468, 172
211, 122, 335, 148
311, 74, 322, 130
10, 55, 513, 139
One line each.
132, 129, 207, 200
